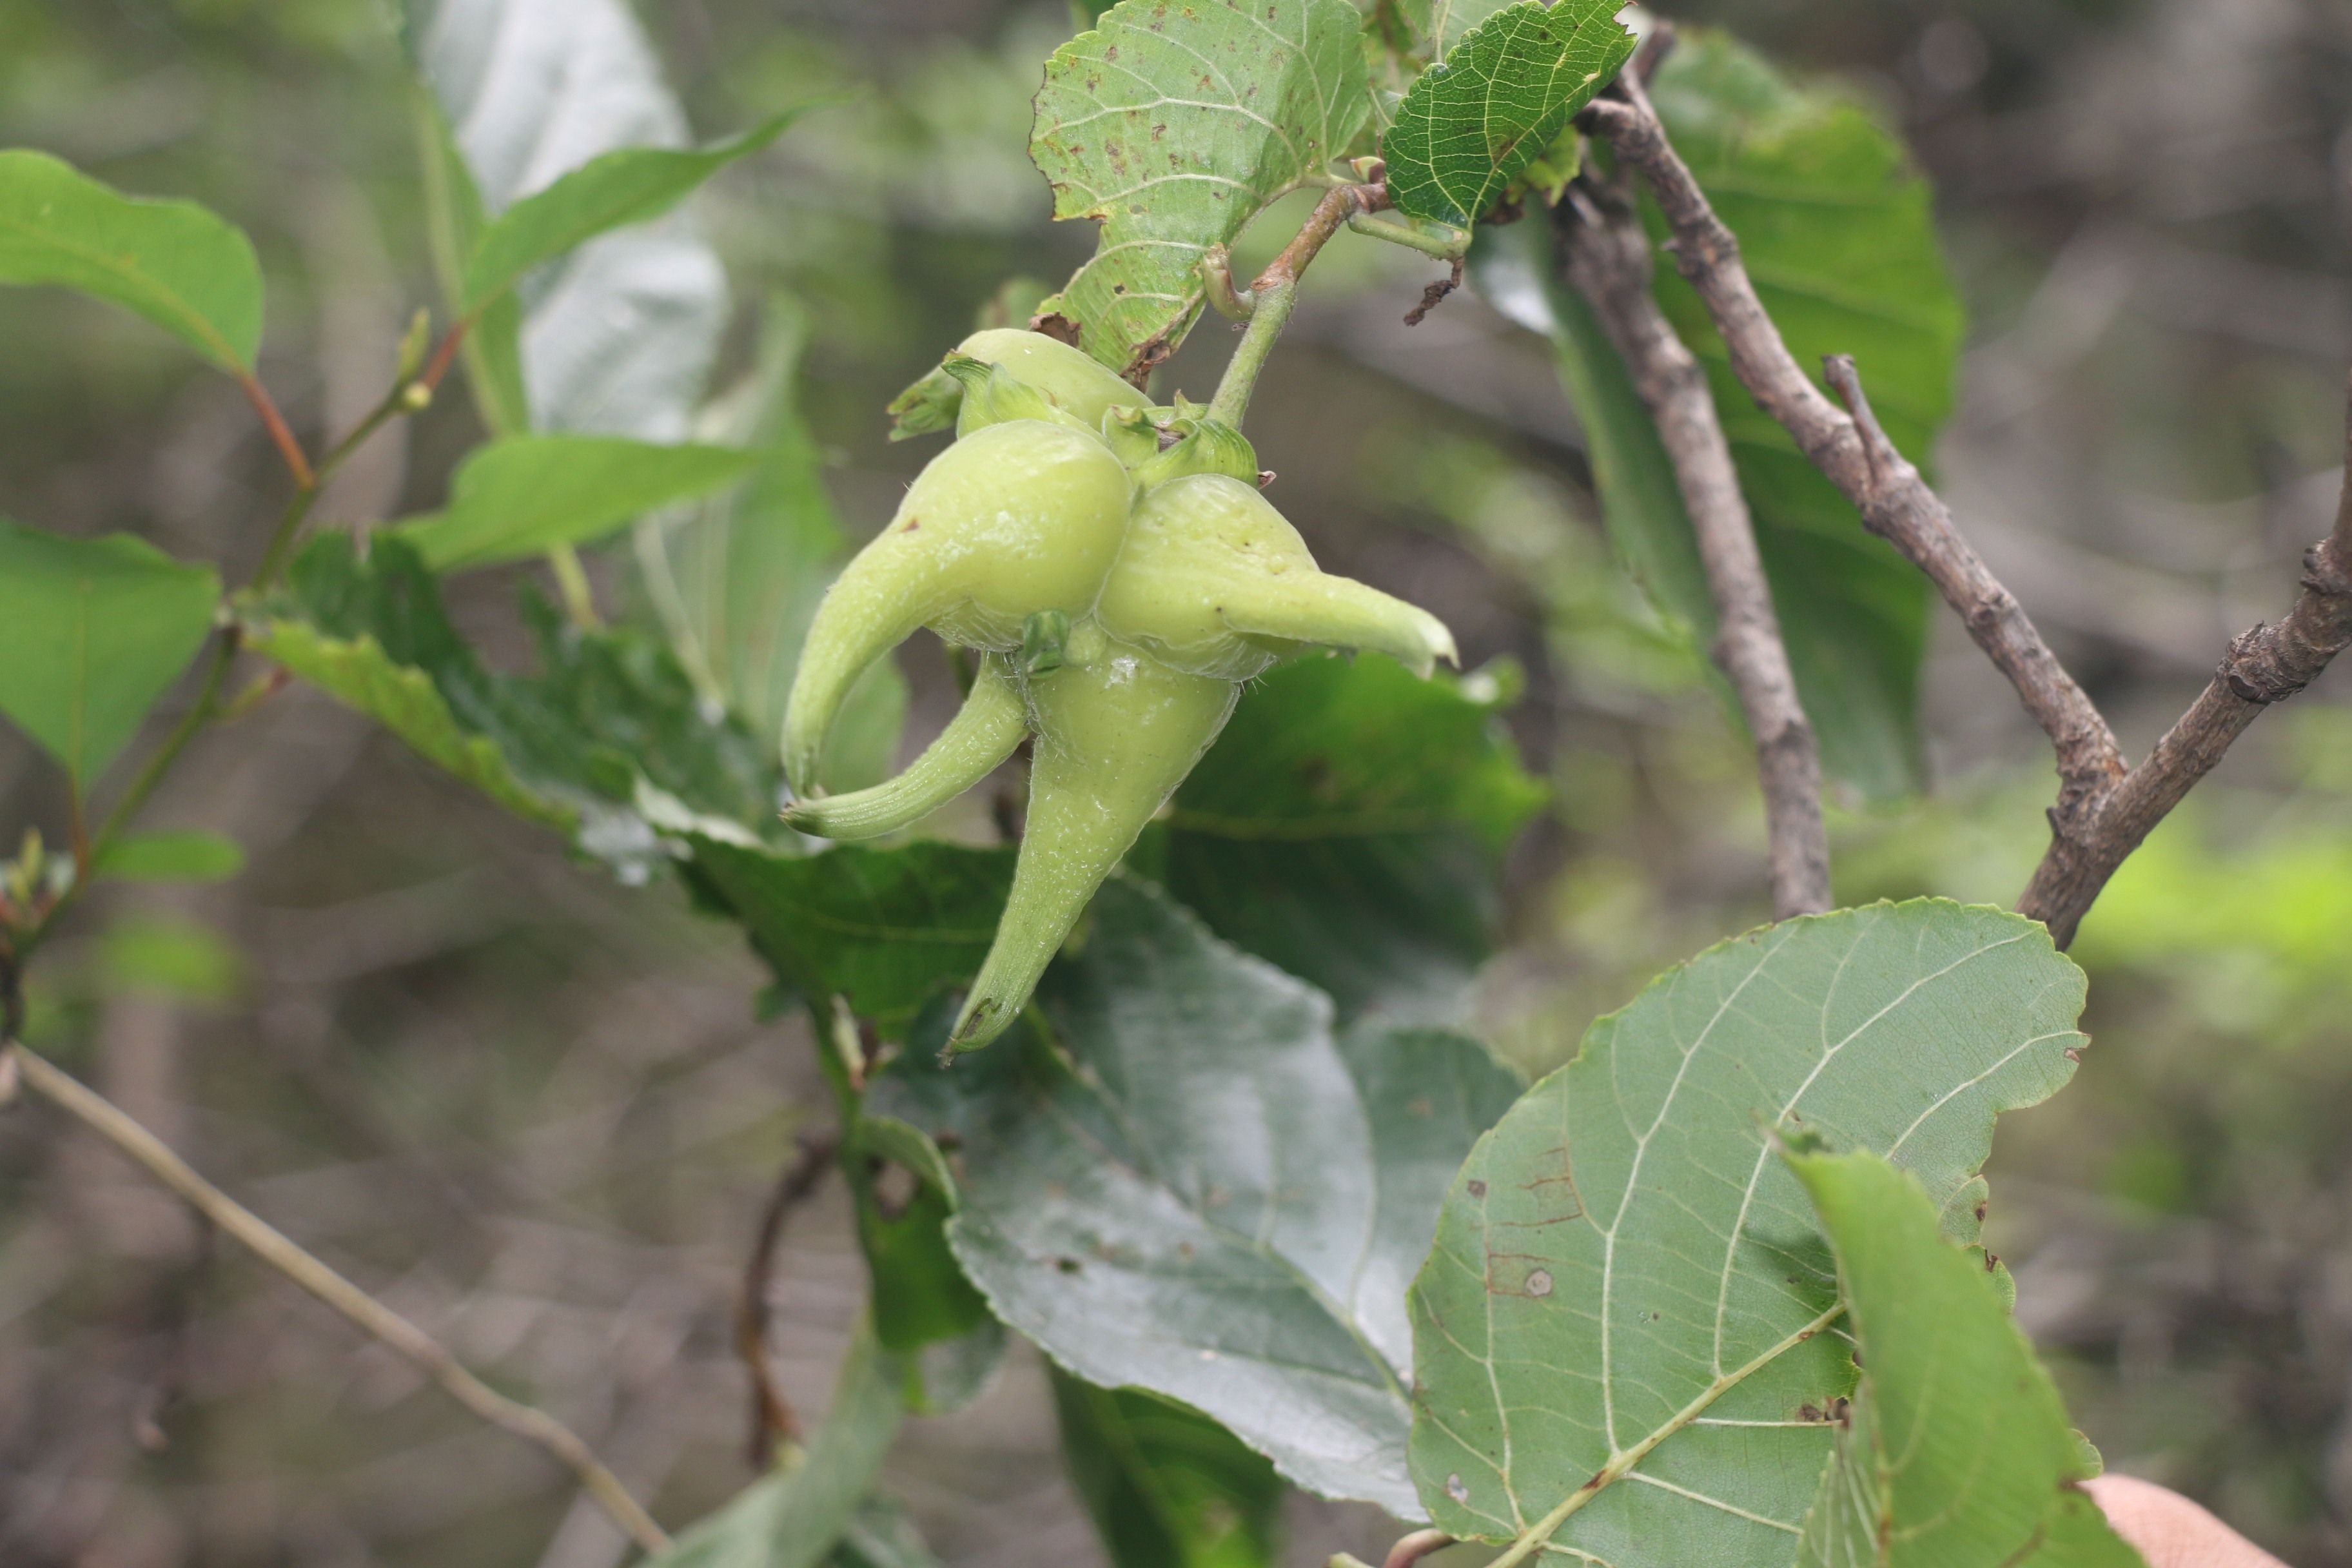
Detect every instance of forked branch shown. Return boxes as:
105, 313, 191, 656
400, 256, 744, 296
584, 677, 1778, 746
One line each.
2014, 381, 2352, 936
1, 1041, 671, 1554
1581, 72, 2352, 945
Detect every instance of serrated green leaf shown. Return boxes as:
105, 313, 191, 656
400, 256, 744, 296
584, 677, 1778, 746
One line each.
403, 0, 729, 440
95, 830, 246, 883
0, 150, 264, 371
1161, 653, 1545, 1023
1029, 0, 1371, 374
0, 520, 221, 792
685, 836, 1015, 1032
1383, 1, 1634, 227
1423, 0, 1513, 54
244, 534, 780, 867
868, 879, 1523, 1516
1643, 32, 1962, 798
646, 1315, 905, 1568
1409, 901, 2089, 1563
461, 110, 806, 313
1052, 1369, 1284, 1568
1787, 1150, 2143, 1568
238, 614, 567, 829
392, 434, 756, 571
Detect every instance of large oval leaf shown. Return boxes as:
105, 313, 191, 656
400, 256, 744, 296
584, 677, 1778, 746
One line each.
0, 520, 220, 792
870, 878, 1523, 1518
0, 151, 262, 372
1409, 900, 2088, 1563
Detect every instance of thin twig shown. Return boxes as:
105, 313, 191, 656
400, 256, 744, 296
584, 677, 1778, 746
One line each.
237, 373, 316, 491
1583, 74, 2352, 945
735, 1130, 838, 1470
1553, 157, 1830, 918
1582, 77, 2124, 810
1207, 181, 1389, 428
1, 1040, 672, 1555
2014, 375, 2352, 938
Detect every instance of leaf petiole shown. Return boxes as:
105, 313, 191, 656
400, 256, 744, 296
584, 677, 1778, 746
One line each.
1347, 213, 1469, 261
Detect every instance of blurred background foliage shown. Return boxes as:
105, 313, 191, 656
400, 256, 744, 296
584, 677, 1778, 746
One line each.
3, 0, 2351, 1564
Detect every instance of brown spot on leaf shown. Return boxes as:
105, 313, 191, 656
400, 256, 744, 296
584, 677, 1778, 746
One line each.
1466, 1179, 1487, 1197
1030, 311, 1084, 347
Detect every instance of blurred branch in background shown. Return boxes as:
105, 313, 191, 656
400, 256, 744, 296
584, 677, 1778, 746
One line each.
1548, 32, 1830, 920
736, 1130, 836, 1469
0, 1040, 672, 1554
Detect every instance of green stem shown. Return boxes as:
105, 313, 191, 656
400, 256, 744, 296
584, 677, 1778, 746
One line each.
547, 544, 601, 628
1206, 275, 1298, 429
1347, 212, 1469, 261
250, 482, 324, 594
1204, 181, 1386, 430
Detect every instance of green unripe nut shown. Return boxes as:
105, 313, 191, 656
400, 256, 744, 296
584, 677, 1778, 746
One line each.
888, 328, 1142, 440
948, 643, 1239, 1052
781, 419, 1132, 794
941, 355, 1098, 440
1094, 474, 1458, 681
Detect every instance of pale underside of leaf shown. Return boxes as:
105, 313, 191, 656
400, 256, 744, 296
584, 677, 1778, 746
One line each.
1409, 901, 2090, 1566
404, 0, 727, 441
1028, 0, 1370, 374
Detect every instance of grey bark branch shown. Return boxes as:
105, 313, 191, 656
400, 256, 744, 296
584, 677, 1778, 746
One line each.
2012, 380, 2352, 939
1552, 170, 1831, 918
1581, 74, 2352, 947
2, 1040, 672, 1555
1580, 79, 2124, 809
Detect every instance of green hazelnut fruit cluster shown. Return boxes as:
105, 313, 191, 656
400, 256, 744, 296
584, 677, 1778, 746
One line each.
782, 330, 1456, 1052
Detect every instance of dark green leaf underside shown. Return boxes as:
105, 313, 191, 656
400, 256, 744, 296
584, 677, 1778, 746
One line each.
1159, 652, 1544, 1022
870, 879, 1522, 1517
1642, 32, 1964, 798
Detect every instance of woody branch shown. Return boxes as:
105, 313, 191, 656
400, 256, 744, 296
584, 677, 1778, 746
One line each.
1578, 70, 2352, 945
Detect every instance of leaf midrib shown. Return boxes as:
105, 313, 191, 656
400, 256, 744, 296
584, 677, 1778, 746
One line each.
0, 209, 242, 370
